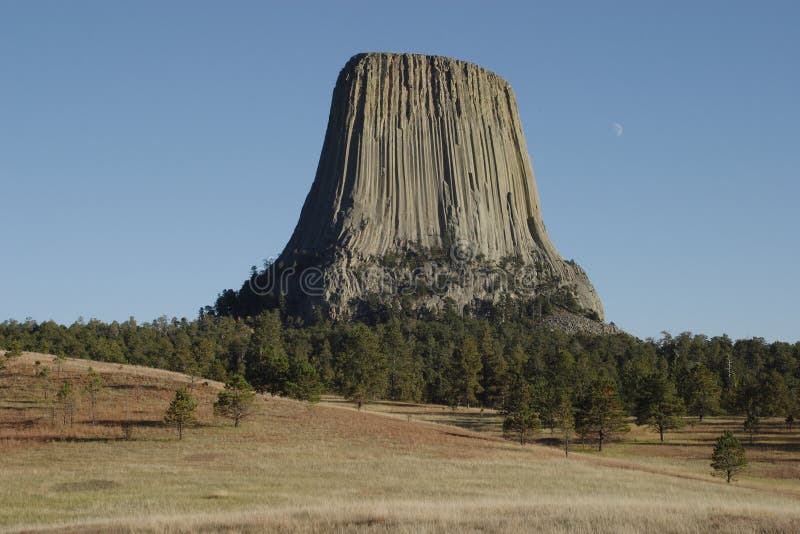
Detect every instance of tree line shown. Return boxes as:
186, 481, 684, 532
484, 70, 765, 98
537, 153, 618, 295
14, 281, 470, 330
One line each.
2, 303, 798, 450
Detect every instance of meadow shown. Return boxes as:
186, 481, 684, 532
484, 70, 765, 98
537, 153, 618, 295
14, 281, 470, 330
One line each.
1, 352, 798, 533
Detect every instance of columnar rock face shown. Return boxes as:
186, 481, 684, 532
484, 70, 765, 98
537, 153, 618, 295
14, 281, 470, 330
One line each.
274, 52, 603, 320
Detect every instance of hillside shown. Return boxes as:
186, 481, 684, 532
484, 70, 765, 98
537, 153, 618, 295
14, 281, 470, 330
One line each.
1, 353, 799, 533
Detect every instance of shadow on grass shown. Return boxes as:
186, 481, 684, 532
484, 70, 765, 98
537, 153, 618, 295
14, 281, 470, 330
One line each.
107, 383, 165, 391
0, 398, 47, 407
49, 436, 127, 443
437, 430, 499, 443
629, 439, 800, 453
0, 418, 43, 429
369, 399, 431, 409
94, 419, 163, 427
535, 437, 563, 447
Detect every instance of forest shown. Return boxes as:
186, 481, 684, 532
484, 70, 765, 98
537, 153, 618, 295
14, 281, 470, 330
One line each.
2, 295, 797, 447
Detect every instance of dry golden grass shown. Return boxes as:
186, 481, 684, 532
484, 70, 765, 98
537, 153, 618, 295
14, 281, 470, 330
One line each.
327, 394, 800, 490
1, 352, 799, 533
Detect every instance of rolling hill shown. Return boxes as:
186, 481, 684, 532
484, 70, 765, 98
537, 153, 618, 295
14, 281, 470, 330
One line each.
1, 352, 798, 533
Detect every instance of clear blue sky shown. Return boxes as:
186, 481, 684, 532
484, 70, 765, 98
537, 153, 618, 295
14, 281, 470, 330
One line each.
1, 1, 798, 342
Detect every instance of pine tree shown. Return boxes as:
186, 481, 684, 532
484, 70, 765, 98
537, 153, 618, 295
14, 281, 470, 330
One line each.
758, 371, 791, 417
36, 365, 51, 402
421, 335, 453, 404
56, 381, 75, 426
556, 393, 575, 457
245, 311, 289, 395
477, 322, 507, 408
214, 374, 256, 427
743, 413, 759, 445
542, 348, 576, 432
383, 320, 423, 402
84, 367, 104, 425
711, 431, 747, 483
503, 402, 540, 445
311, 339, 335, 388
634, 373, 685, 442
164, 387, 197, 440
686, 364, 721, 421
5, 341, 23, 358
337, 323, 387, 410
54, 355, 66, 378
446, 335, 483, 408
501, 362, 536, 444
575, 379, 629, 451
284, 336, 322, 402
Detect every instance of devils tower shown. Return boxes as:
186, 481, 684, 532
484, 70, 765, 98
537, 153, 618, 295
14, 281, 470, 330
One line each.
219, 53, 604, 322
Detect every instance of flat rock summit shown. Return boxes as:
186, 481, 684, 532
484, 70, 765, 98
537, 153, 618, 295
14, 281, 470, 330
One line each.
223, 52, 604, 322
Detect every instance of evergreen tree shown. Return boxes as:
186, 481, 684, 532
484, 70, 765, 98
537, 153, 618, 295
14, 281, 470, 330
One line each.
477, 322, 507, 408
336, 323, 387, 410
56, 381, 75, 426
534, 382, 561, 434
5, 341, 23, 358
383, 320, 423, 402
420, 334, 453, 404
311, 339, 335, 388
284, 337, 322, 402
446, 335, 483, 408
54, 355, 66, 378
711, 431, 747, 483
37, 365, 51, 400
743, 413, 759, 445
2, 303, 800, 431
758, 371, 791, 417
620, 352, 660, 410
193, 337, 218, 380
686, 364, 721, 421
575, 379, 629, 451
245, 311, 289, 395
164, 387, 197, 440
634, 373, 685, 442
733, 371, 791, 421
84, 367, 104, 425
556, 393, 575, 457
171, 330, 194, 373
214, 374, 256, 427
503, 401, 540, 445
505, 343, 527, 379
502, 362, 538, 445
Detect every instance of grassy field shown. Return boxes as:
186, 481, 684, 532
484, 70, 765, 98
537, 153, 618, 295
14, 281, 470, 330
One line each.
324, 397, 800, 489
1, 352, 799, 533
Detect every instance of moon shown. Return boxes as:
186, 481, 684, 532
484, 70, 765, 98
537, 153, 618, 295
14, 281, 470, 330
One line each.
611, 122, 624, 137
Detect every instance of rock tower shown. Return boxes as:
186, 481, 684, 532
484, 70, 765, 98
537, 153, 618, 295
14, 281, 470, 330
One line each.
228, 53, 604, 321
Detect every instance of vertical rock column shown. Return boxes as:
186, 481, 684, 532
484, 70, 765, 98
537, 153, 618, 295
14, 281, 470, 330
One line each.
277, 52, 604, 320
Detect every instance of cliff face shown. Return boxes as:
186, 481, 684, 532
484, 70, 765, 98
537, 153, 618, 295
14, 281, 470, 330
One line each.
273, 53, 603, 320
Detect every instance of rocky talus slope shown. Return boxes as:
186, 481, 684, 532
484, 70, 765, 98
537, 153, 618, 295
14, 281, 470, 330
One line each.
540, 312, 625, 336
